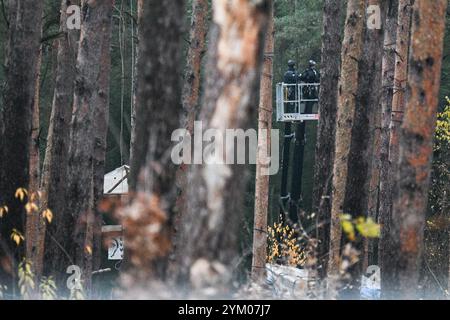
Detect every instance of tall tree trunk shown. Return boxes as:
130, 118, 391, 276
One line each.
120, 0, 185, 286
312, 0, 343, 279
365, 0, 399, 269
25, 43, 43, 278
29, 49, 42, 195
128, 1, 184, 194
174, 0, 270, 292
175, 0, 209, 226
337, 0, 386, 297
118, 1, 126, 166
390, 0, 447, 300
181, 0, 209, 135
92, 2, 113, 278
327, 0, 365, 288
129, 0, 143, 164
252, 0, 274, 282
0, 0, 44, 290
41, 0, 80, 280
379, 0, 412, 298
64, 0, 113, 289
328, 0, 366, 274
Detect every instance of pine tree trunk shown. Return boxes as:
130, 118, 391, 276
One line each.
252, 0, 274, 282
128, 0, 184, 193
120, 0, 185, 286
25, 43, 43, 278
64, 0, 113, 287
390, 0, 447, 300
181, 0, 209, 135
327, 0, 367, 298
92, 3, 113, 277
41, 0, 80, 280
336, 0, 386, 297
327, 0, 366, 283
379, 0, 412, 298
29, 48, 42, 195
388, 0, 413, 190
366, 0, 399, 269
344, 0, 385, 222
0, 0, 44, 289
174, 0, 270, 291
175, 0, 209, 226
312, 0, 343, 279
129, 0, 143, 164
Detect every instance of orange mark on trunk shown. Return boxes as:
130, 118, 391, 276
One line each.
400, 228, 419, 254
407, 144, 432, 182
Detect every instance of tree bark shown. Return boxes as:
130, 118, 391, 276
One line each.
128, 0, 184, 194
29, 48, 42, 195
174, 0, 270, 291
252, 0, 274, 282
312, 0, 343, 279
42, 1, 81, 284
340, 0, 387, 298
41, 0, 81, 280
92, 1, 113, 278
379, 0, 412, 298
364, 0, 399, 270
174, 0, 210, 230
181, 0, 209, 135
25, 41, 43, 278
344, 0, 385, 225
390, 0, 447, 300
129, 0, 143, 164
118, 1, 126, 166
64, 0, 114, 288
120, 0, 185, 286
0, 0, 44, 290
327, 0, 366, 283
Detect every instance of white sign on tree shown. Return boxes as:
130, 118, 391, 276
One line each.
108, 236, 124, 260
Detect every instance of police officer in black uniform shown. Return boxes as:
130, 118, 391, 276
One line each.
283, 60, 301, 113
300, 60, 319, 83
298, 60, 320, 116
299, 60, 320, 100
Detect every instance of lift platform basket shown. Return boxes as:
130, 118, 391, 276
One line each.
276, 82, 320, 122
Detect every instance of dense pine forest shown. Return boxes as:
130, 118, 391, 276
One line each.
0, 0, 449, 301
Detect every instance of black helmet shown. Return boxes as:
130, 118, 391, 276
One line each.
309, 60, 317, 67
288, 60, 296, 68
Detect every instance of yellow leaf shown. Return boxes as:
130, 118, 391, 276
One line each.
0, 206, 8, 218
356, 217, 380, 239
11, 229, 24, 246
25, 202, 39, 214
15, 188, 28, 202
42, 209, 53, 224
341, 220, 355, 241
